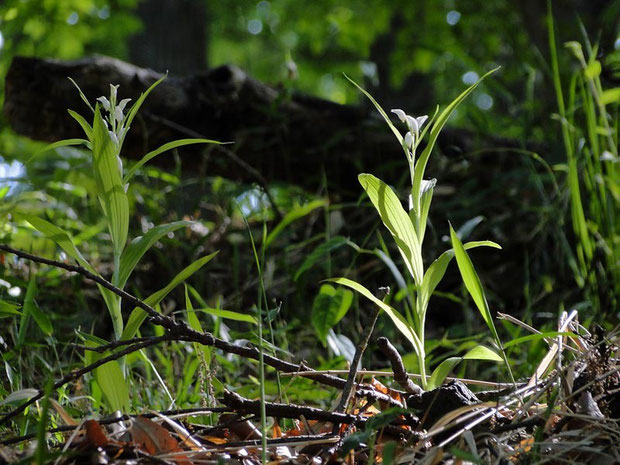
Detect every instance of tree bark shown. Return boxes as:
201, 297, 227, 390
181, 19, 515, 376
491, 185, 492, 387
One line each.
129, 0, 209, 75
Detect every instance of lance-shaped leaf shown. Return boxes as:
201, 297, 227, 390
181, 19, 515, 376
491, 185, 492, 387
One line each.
449, 225, 500, 342
265, 199, 327, 248
344, 74, 403, 145
327, 277, 424, 359
359, 174, 423, 284
427, 345, 502, 390
25, 139, 89, 165
123, 139, 224, 184
417, 240, 501, 321
123, 75, 166, 131
121, 252, 219, 340
92, 105, 129, 258
68, 110, 93, 140
16, 213, 93, 271
116, 221, 192, 289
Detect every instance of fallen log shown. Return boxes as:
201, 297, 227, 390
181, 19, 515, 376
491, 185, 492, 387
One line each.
3, 55, 519, 193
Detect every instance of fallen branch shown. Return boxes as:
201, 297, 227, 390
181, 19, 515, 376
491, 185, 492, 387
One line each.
220, 390, 420, 439
0, 244, 403, 426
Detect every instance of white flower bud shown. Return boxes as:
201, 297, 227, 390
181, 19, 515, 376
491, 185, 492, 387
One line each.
118, 99, 131, 112
391, 109, 407, 123
405, 115, 419, 133
97, 96, 111, 111
404, 131, 414, 150
108, 130, 119, 146
416, 115, 428, 129
110, 84, 119, 102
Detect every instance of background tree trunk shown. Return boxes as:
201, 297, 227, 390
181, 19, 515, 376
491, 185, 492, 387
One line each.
129, 0, 209, 75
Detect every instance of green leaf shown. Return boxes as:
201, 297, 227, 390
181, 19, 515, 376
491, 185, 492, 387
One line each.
417, 241, 501, 319
184, 285, 202, 330
449, 225, 498, 340
17, 277, 52, 342
311, 284, 353, 343
121, 251, 218, 340
265, 199, 327, 248
198, 307, 257, 324
0, 389, 40, 406
92, 105, 129, 258
584, 60, 602, 80
123, 139, 223, 184
601, 88, 620, 105
25, 139, 89, 165
344, 74, 404, 145
412, 68, 499, 215
426, 345, 503, 389
95, 359, 129, 412
428, 357, 461, 390
68, 110, 93, 140
117, 221, 192, 288
359, 174, 423, 284
294, 236, 349, 281
503, 331, 577, 349
124, 75, 166, 130
68, 77, 95, 113
16, 213, 93, 271
0, 300, 21, 318
415, 178, 436, 242
327, 277, 423, 358
463, 345, 503, 362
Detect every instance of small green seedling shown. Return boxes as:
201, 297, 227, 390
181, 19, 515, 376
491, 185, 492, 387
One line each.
330, 70, 513, 390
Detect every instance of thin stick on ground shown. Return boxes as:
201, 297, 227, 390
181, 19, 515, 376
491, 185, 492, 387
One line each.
0, 244, 404, 427
333, 305, 382, 414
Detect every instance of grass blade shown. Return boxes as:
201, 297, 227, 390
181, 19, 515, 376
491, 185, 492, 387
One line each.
265, 199, 327, 248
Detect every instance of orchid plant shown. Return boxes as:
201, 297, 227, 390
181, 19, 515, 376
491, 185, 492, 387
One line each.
16, 77, 224, 411
330, 70, 514, 391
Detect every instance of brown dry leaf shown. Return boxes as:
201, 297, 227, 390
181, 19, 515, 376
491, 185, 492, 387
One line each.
371, 377, 389, 395
283, 420, 303, 437
370, 377, 404, 406
129, 416, 192, 465
219, 413, 262, 440
272, 421, 283, 439
50, 399, 77, 426
84, 420, 110, 447
203, 435, 228, 445
509, 437, 534, 461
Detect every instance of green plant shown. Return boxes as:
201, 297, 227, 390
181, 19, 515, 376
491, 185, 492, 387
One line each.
547, 5, 619, 315
330, 71, 513, 390
13, 77, 223, 410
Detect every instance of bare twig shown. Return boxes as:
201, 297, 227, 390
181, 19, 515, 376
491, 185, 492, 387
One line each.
0, 244, 402, 426
221, 390, 419, 438
377, 337, 424, 395
334, 305, 382, 414
0, 407, 231, 446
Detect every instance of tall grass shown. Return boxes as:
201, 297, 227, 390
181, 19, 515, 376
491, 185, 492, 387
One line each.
548, 4, 619, 315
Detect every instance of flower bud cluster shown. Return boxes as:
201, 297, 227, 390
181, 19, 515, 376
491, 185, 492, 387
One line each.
97, 84, 132, 147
